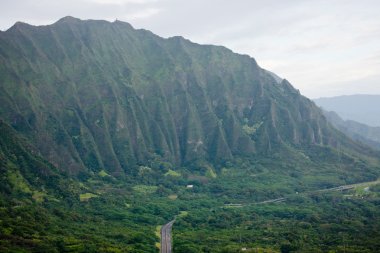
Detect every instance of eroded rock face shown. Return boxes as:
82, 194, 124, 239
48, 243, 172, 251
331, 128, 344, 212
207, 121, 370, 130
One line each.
0, 17, 363, 175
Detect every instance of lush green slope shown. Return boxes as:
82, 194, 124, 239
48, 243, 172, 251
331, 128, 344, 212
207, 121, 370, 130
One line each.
0, 119, 170, 252
2, 118, 380, 252
0, 17, 380, 252
0, 119, 69, 199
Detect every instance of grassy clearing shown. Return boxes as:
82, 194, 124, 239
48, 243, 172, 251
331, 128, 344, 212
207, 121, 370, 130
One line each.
7, 169, 31, 193
206, 166, 217, 178
178, 211, 189, 217
98, 170, 110, 177
168, 194, 178, 200
165, 169, 181, 177
32, 191, 46, 203
79, 193, 98, 202
132, 185, 158, 194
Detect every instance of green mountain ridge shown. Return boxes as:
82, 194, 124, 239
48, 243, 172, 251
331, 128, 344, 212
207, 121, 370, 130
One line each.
1, 16, 375, 177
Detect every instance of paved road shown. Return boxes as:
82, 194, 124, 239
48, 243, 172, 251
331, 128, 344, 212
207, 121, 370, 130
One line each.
234, 179, 380, 207
256, 197, 286, 204
161, 220, 175, 253
315, 185, 354, 193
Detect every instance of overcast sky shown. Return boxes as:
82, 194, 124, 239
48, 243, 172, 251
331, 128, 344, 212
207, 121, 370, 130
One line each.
1, 0, 379, 98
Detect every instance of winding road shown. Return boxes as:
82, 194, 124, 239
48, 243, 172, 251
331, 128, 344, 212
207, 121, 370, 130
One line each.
161, 220, 175, 253
158, 179, 380, 252
228, 179, 380, 207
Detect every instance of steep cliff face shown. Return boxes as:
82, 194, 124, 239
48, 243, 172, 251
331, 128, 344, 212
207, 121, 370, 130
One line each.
0, 17, 369, 175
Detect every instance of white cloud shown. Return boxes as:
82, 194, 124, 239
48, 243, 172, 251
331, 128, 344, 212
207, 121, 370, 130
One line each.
124, 8, 161, 20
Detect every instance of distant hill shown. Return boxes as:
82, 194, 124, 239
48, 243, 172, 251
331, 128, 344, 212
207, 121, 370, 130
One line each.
322, 110, 380, 150
314, 95, 380, 127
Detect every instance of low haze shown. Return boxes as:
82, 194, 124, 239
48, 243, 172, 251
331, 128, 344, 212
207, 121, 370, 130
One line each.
1, 0, 379, 98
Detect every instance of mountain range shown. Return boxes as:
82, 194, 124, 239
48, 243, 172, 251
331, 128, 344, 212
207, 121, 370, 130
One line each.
1, 16, 376, 176
314, 95, 380, 127
321, 110, 380, 150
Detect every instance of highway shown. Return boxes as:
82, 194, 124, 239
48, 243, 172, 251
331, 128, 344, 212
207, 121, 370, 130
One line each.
161, 220, 175, 253
158, 179, 380, 252
231, 179, 380, 207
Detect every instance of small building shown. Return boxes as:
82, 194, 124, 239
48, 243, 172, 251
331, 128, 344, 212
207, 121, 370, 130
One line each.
186, 185, 194, 189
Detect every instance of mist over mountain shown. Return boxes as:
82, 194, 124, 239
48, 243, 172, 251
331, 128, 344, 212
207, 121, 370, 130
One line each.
321, 110, 380, 150
314, 95, 380, 127
1, 17, 380, 252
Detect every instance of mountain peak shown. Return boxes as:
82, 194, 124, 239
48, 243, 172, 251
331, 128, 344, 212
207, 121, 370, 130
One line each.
112, 19, 134, 28
6, 21, 32, 32
55, 16, 82, 24
6, 17, 81, 33
54, 16, 134, 30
